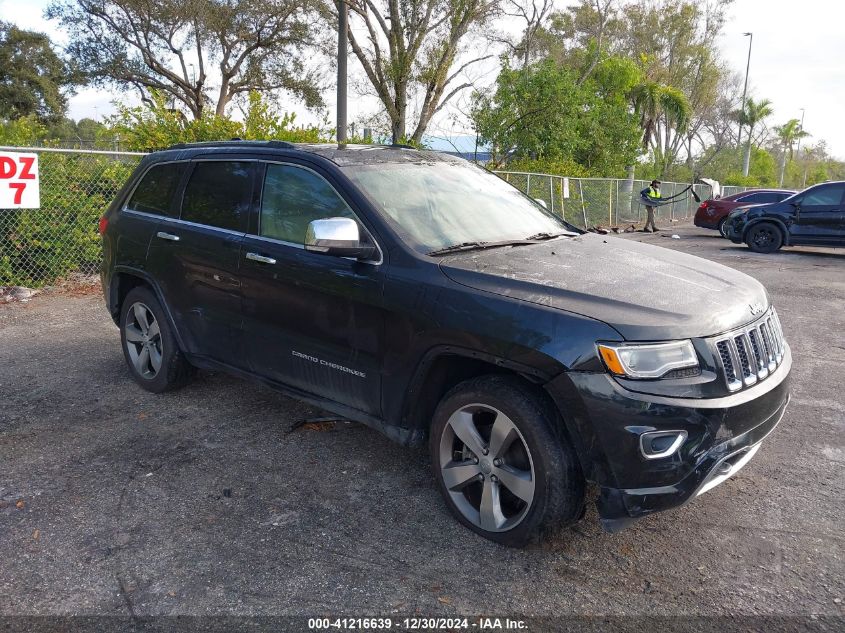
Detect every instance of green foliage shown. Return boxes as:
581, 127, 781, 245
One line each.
472, 59, 641, 175
506, 157, 589, 179
107, 91, 327, 152
0, 22, 81, 122
1, 153, 137, 287
0, 116, 48, 145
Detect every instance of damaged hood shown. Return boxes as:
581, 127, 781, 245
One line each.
438, 233, 769, 340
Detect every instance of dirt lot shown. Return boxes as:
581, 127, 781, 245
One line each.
0, 226, 843, 629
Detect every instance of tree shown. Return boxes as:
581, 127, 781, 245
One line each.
0, 22, 81, 122
471, 58, 641, 174
47, 0, 322, 119
630, 80, 690, 154
340, 0, 498, 144
493, 0, 555, 69
736, 97, 773, 176
773, 118, 809, 186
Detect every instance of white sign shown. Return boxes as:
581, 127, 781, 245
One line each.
562, 177, 570, 199
0, 152, 40, 208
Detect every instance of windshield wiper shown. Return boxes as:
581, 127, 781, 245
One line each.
427, 239, 540, 256
524, 231, 574, 241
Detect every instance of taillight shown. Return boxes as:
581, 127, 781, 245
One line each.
697, 202, 707, 211
98, 216, 109, 235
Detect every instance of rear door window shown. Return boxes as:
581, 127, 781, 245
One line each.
259, 163, 355, 244
181, 161, 252, 231
125, 163, 185, 217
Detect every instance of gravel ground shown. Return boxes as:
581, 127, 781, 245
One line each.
0, 226, 842, 629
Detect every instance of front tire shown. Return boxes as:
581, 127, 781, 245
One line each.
745, 222, 783, 253
120, 286, 194, 393
718, 217, 728, 238
430, 375, 584, 547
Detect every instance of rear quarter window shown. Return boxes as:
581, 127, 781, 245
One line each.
125, 163, 185, 217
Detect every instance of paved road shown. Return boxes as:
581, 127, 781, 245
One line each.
0, 226, 842, 625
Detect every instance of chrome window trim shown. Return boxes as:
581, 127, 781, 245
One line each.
122, 209, 246, 238
257, 159, 384, 266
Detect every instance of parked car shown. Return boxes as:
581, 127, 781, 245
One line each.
694, 189, 796, 236
100, 141, 791, 546
725, 181, 845, 253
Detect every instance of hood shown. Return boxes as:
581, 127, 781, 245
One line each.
438, 233, 769, 340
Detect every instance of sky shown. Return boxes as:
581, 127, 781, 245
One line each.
2, 0, 844, 157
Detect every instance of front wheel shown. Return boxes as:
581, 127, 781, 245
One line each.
718, 217, 729, 238
430, 375, 584, 547
745, 222, 784, 253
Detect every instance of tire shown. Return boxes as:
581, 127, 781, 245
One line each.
745, 222, 783, 253
429, 375, 585, 547
119, 286, 195, 393
718, 217, 728, 238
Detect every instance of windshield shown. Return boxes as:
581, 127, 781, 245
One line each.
342, 161, 576, 253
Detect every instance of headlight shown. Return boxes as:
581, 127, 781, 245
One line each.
597, 340, 699, 379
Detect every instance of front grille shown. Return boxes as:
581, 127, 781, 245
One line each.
713, 309, 786, 392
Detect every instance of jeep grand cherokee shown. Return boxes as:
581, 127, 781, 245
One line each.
100, 141, 791, 546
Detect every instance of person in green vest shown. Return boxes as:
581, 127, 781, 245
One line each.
640, 179, 661, 232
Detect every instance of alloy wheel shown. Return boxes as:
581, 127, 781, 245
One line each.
124, 302, 163, 379
753, 227, 774, 248
439, 404, 535, 532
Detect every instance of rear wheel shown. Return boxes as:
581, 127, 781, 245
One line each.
120, 286, 194, 392
430, 375, 584, 547
745, 222, 783, 253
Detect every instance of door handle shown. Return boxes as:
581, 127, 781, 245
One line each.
245, 252, 277, 265
156, 231, 180, 242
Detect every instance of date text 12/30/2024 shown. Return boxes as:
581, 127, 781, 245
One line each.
308, 618, 528, 630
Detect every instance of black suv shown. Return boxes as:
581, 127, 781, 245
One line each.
100, 142, 791, 546
725, 180, 845, 252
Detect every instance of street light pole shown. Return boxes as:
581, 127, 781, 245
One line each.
737, 32, 753, 149
336, 1, 348, 145
796, 108, 806, 156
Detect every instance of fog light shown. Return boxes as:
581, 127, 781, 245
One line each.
640, 430, 687, 459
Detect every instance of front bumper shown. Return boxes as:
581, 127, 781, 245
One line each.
545, 345, 791, 531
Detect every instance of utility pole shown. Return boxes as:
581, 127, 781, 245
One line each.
336, 1, 348, 145
737, 32, 753, 149
796, 108, 806, 156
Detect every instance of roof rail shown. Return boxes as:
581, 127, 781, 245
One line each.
166, 140, 296, 150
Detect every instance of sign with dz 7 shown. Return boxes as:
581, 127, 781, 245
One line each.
0, 152, 40, 208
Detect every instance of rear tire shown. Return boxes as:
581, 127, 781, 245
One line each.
120, 286, 194, 393
430, 375, 585, 547
745, 222, 783, 253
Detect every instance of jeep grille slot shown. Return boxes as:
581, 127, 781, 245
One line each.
713, 308, 786, 392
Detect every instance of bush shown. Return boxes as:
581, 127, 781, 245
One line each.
0, 152, 138, 287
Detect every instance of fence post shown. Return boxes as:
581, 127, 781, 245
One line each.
526, 173, 531, 198
608, 184, 612, 226
549, 176, 554, 214
615, 179, 619, 226
578, 179, 588, 228
560, 177, 566, 220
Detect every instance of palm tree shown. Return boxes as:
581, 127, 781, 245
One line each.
774, 118, 809, 186
630, 81, 692, 152
737, 97, 774, 177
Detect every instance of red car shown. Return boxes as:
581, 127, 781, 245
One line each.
694, 189, 796, 235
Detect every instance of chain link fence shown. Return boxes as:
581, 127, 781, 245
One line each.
1, 147, 143, 288
0, 147, 750, 288
494, 171, 748, 230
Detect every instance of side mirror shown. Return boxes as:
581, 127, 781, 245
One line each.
534, 198, 548, 209
305, 217, 376, 260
